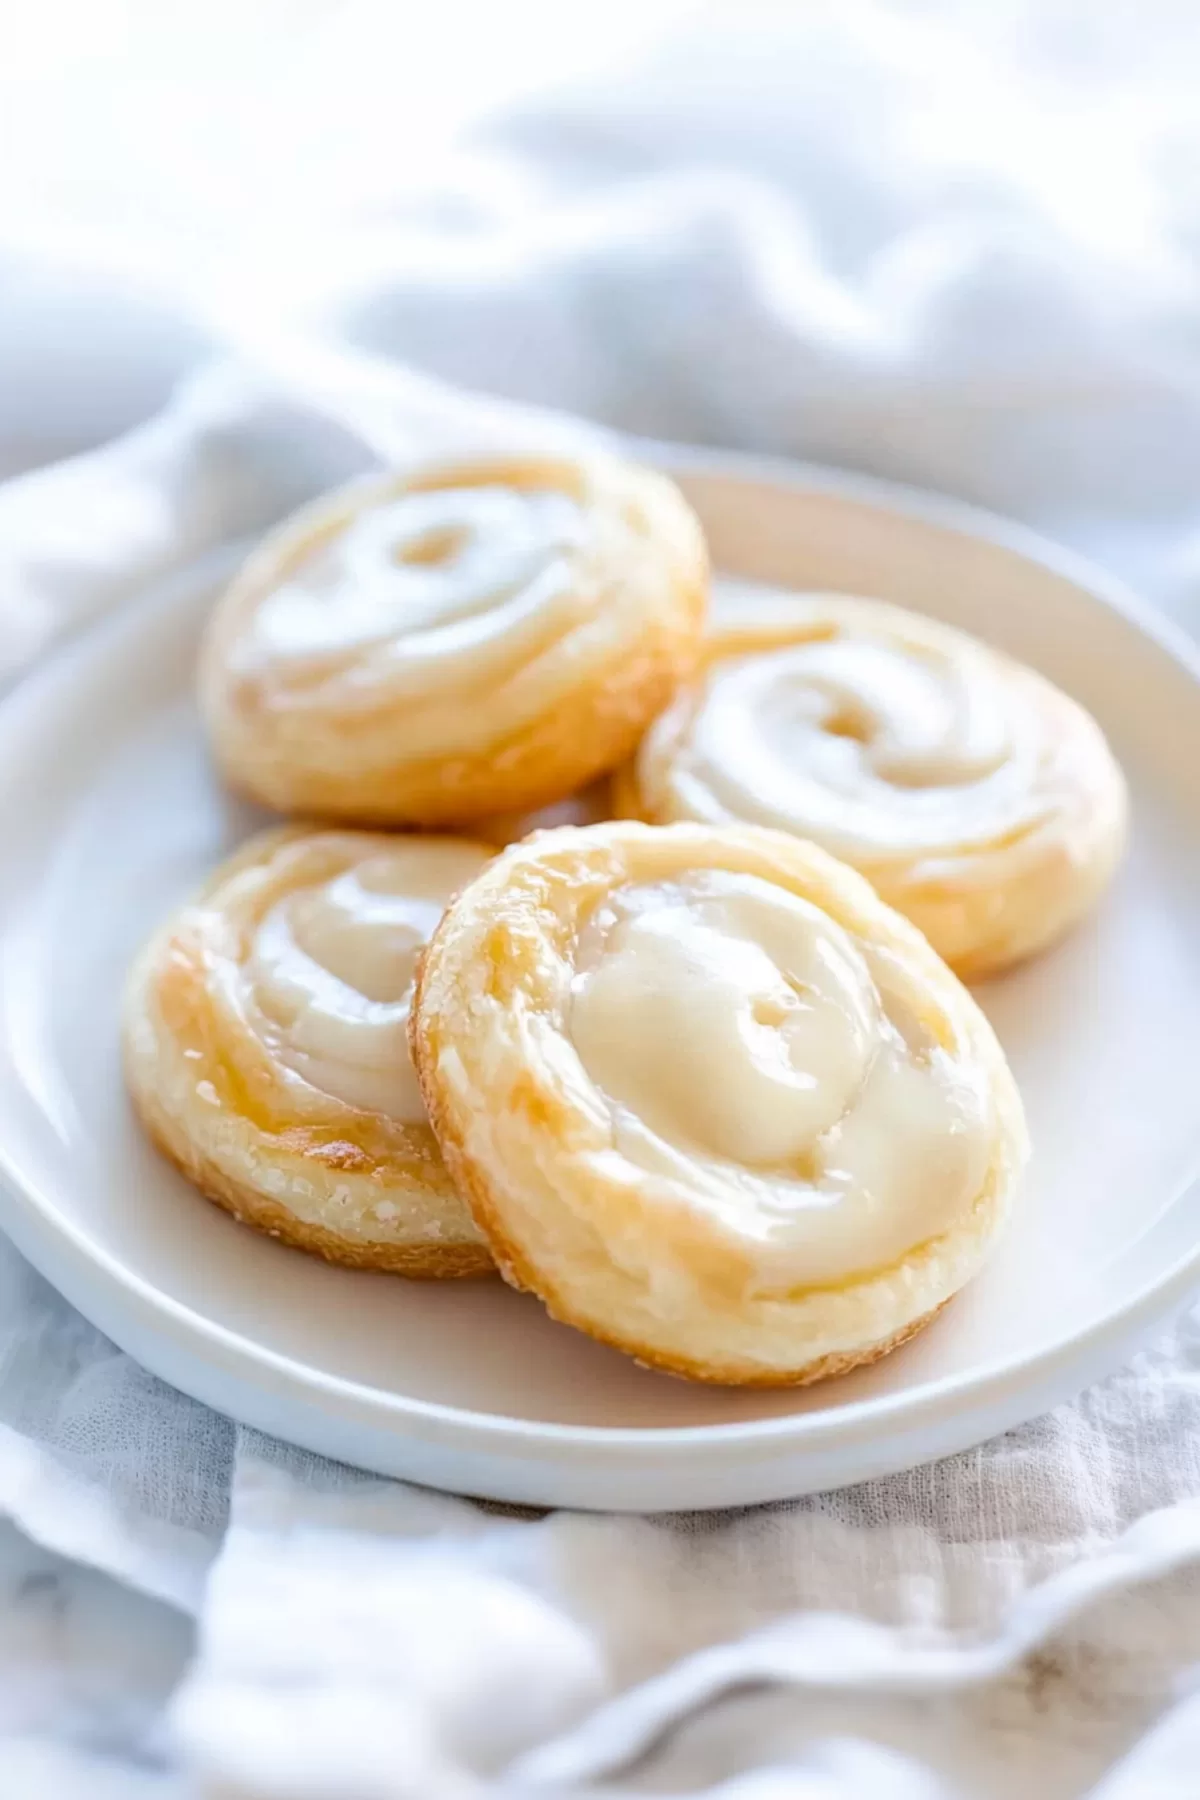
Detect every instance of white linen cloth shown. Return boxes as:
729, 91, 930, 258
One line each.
3, 5, 1200, 1794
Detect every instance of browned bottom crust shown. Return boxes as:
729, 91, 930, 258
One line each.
621, 1301, 950, 1387
136, 1098, 493, 1281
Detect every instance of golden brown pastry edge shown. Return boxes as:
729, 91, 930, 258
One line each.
122, 825, 495, 1280
411, 819, 1027, 1382
199, 456, 710, 827
128, 1077, 492, 1279
615, 597, 1129, 981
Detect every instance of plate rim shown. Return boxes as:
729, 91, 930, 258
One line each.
1, 440, 1198, 1469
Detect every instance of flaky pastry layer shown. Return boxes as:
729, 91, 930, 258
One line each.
412, 821, 1028, 1383
123, 826, 492, 1277
200, 453, 708, 827
615, 595, 1128, 979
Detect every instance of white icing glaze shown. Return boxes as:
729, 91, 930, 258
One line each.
236, 483, 589, 753
244, 841, 490, 1118
569, 871, 990, 1286
649, 611, 1057, 869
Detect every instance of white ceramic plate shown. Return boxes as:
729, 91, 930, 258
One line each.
1, 450, 1198, 1512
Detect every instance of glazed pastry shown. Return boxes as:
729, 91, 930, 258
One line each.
411, 821, 1028, 1384
123, 827, 494, 1276
616, 593, 1127, 979
199, 452, 708, 827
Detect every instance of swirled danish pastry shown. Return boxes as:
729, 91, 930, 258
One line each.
411, 821, 1028, 1383
123, 827, 493, 1276
199, 453, 708, 826
617, 594, 1127, 978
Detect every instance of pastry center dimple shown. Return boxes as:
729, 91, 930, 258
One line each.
755, 638, 1008, 790
821, 707, 871, 744
247, 485, 586, 665
678, 632, 1038, 859
391, 521, 468, 568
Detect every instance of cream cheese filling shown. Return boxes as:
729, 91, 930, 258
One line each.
235, 484, 587, 731
655, 627, 1057, 867
569, 870, 990, 1286
244, 840, 491, 1119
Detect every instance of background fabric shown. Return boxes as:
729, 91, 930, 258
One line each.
1, 4, 1200, 1794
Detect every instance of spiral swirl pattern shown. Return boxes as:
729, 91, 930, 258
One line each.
625, 594, 1127, 976
123, 829, 494, 1275
412, 821, 1028, 1382
239, 838, 492, 1121
200, 454, 708, 825
569, 865, 992, 1286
